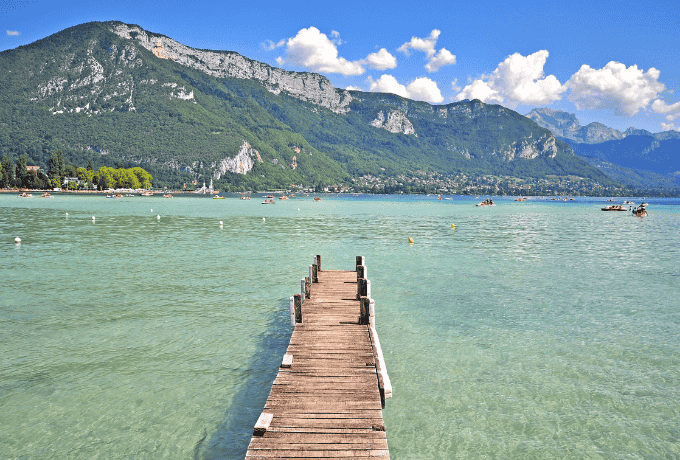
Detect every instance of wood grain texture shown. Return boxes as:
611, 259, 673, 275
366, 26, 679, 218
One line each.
245, 268, 389, 459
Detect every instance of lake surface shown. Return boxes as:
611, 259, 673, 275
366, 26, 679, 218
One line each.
1, 193, 679, 459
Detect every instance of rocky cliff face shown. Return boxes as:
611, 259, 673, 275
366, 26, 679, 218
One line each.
111, 23, 353, 114
212, 141, 263, 178
370, 110, 416, 135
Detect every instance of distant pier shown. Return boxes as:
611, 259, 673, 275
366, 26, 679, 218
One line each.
245, 256, 391, 458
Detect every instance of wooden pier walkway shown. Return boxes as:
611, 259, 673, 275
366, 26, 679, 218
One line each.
245, 256, 391, 459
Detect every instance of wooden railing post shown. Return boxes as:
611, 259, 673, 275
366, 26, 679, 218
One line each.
293, 294, 302, 324
301, 278, 306, 303
305, 276, 311, 299
357, 264, 365, 283
289, 296, 295, 327
312, 264, 318, 283
357, 278, 367, 300
356, 256, 364, 271
360, 297, 370, 325
316, 254, 321, 271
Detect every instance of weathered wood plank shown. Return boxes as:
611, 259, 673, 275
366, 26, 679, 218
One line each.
245, 264, 389, 459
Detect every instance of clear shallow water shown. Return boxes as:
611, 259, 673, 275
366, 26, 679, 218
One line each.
1, 194, 679, 459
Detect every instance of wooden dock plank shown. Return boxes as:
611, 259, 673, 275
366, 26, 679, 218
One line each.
245, 265, 389, 459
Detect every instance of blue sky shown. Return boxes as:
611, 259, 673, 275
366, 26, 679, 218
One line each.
2, 0, 679, 133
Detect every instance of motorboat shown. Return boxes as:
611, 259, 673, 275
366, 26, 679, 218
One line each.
601, 204, 628, 211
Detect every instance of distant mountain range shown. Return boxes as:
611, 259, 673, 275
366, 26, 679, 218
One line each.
526, 108, 680, 144
527, 108, 680, 192
0, 21, 664, 194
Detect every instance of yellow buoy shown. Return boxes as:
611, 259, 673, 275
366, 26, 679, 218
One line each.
408, 237, 414, 244
451, 223, 456, 228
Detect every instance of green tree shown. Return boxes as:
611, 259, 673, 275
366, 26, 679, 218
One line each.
1, 155, 14, 188
16, 154, 28, 188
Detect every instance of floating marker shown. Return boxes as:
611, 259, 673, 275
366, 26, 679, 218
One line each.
408, 237, 414, 244
298, 208, 300, 211
92, 216, 95, 221
15, 237, 21, 244
150, 209, 153, 212
451, 224, 456, 228
220, 221, 223, 225
157, 215, 160, 220
65, 213, 68, 216
263, 217, 265, 221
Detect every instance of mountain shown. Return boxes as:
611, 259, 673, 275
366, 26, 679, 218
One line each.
0, 21, 621, 193
527, 108, 680, 144
528, 108, 680, 192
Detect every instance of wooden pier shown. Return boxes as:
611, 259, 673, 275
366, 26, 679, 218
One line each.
245, 256, 392, 459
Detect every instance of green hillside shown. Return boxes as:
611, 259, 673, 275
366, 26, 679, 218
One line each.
0, 21, 624, 194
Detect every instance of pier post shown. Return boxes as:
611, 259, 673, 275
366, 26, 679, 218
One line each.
357, 278, 368, 299
289, 296, 295, 327
316, 254, 321, 271
357, 264, 366, 283
312, 264, 318, 283
301, 278, 306, 303
356, 256, 365, 271
293, 294, 302, 324
360, 297, 370, 325
305, 276, 311, 299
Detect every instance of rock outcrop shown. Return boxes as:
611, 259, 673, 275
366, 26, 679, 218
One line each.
370, 110, 415, 135
212, 141, 262, 178
112, 23, 353, 114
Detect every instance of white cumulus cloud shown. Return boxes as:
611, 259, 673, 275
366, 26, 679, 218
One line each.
281, 27, 364, 76
368, 74, 443, 103
398, 29, 456, 73
425, 48, 456, 72
364, 48, 397, 70
651, 99, 680, 121
661, 122, 679, 131
345, 85, 363, 91
398, 29, 440, 57
566, 62, 665, 116
456, 50, 565, 107
7, 30, 20, 36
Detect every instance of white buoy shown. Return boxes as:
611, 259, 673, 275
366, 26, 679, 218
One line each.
15, 237, 21, 244
92, 216, 95, 221
157, 215, 160, 220
263, 217, 265, 221
220, 221, 223, 225
298, 208, 300, 211
65, 213, 68, 216
150, 209, 153, 212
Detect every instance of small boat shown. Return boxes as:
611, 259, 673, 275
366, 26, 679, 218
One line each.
18, 192, 33, 198
623, 200, 635, 204
601, 204, 628, 211
41, 192, 53, 198
313, 197, 322, 202
164, 194, 173, 198
279, 195, 289, 200
140, 191, 153, 196
240, 196, 250, 200
212, 195, 225, 199
261, 198, 275, 204
515, 197, 526, 202
632, 204, 648, 217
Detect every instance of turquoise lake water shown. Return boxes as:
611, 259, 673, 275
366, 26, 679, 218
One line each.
1, 193, 679, 459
